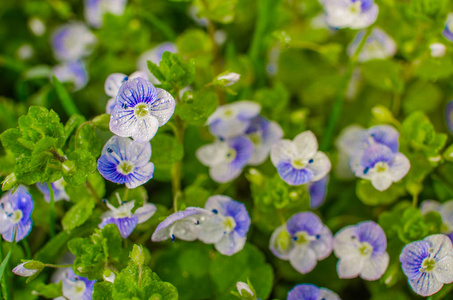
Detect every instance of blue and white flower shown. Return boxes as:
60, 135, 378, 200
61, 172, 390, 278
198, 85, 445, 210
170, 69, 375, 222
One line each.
270, 131, 331, 186
12, 262, 40, 277
55, 268, 96, 300
104, 71, 148, 113
36, 178, 69, 202
245, 116, 283, 165
99, 193, 156, 238
430, 43, 446, 58
352, 143, 410, 191
400, 234, 453, 297
321, 0, 379, 29
269, 212, 333, 274
52, 60, 88, 91
151, 207, 209, 242
84, 0, 127, 28
51, 22, 96, 62
0, 186, 34, 242
287, 284, 340, 300
207, 101, 261, 140
196, 136, 254, 183
333, 221, 389, 280
109, 77, 175, 143
446, 101, 453, 133
348, 28, 396, 62
198, 195, 251, 256
97, 136, 154, 188
443, 13, 453, 42
309, 176, 328, 209
137, 42, 177, 84
421, 200, 453, 241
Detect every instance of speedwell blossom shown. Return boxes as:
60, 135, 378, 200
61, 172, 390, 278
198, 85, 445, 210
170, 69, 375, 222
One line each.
400, 234, 453, 297
270, 131, 331, 186
198, 195, 251, 256
421, 200, 453, 241
51, 22, 96, 62
269, 212, 333, 274
333, 221, 389, 280
36, 178, 69, 202
109, 77, 175, 143
0, 187, 34, 242
287, 284, 340, 300
97, 136, 154, 188
84, 0, 127, 28
55, 268, 95, 300
321, 0, 379, 30
52, 60, 88, 91
236, 282, 256, 299
151, 207, 209, 242
196, 136, 253, 183
207, 101, 261, 140
12, 262, 40, 278
99, 193, 156, 238
104, 71, 148, 113
443, 13, 453, 42
245, 116, 283, 166
137, 42, 177, 84
348, 28, 396, 62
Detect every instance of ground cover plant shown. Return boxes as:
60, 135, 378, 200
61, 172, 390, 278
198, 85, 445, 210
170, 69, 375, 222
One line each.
2, 0, 453, 299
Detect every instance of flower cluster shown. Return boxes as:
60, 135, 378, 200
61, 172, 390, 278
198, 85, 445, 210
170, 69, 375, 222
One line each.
197, 101, 283, 183
337, 125, 410, 191
152, 195, 251, 256
320, 0, 379, 29
348, 28, 397, 62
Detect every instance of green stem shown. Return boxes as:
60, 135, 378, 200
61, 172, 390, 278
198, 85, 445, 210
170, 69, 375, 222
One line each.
47, 182, 56, 238
22, 239, 31, 259
0, 241, 10, 300
320, 28, 372, 151
43, 263, 73, 268
139, 11, 176, 41
52, 76, 81, 117
171, 116, 185, 212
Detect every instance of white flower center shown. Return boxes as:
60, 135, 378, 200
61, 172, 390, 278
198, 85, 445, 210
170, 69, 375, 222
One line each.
225, 148, 237, 162
294, 231, 316, 246
221, 109, 236, 120
134, 103, 149, 118
10, 210, 23, 224
117, 161, 134, 175
349, 2, 362, 14
358, 242, 373, 257
223, 216, 236, 234
248, 132, 262, 145
373, 162, 388, 173
420, 257, 436, 272
291, 158, 307, 169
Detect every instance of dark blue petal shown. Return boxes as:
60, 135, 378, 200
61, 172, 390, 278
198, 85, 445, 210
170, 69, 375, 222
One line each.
277, 161, 314, 186
360, 144, 393, 169
286, 212, 323, 236
287, 284, 321, 300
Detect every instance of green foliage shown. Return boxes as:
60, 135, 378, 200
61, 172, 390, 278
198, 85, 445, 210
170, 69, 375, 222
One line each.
62, 149, 96, 186
193, 0, 239, 24
356, 180, 406, 206
61, 197, 96, 231
31, 282, 63, 298
175, 90, 218, 126
360, 60, 404, 92
148, 52, 195, 92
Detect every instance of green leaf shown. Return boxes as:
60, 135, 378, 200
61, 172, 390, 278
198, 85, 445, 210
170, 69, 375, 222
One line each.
63, 114, 86, 142
176, 29, 213, 60
175, 90, 218, 126
15, 151, 62, 185
0, 250, 12, 281
194, 0, 238, 23
32, 282, 63, 298
402, 81, 442, 114
157, 52, 195, 91
151, 133, 184, 181
62, 149, 96, 186
0, 128, 32, 156
61, 198, 96, 231
356, 180, 406, 206
52, 76, 81, 116
93, 281, 114, 300
73, 123, 103, 157
360, 60, 404, 92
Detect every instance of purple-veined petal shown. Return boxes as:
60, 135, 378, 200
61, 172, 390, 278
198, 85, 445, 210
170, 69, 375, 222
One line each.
135, 203, 157, 224
105, 73, 128, 97
150, 88, 176, 126
360, 252, 389, 280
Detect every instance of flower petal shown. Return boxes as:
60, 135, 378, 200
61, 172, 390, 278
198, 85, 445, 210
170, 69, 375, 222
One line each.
310, 225, 333, 260
277, 161, 313, 185
105, 73, 127, 97
389, 153, 410, 182
360, 252, 389, 281
408, 272, 443, 297
135, 203, 157, 224
124, 162, 154, 189
270, 140, 295, 166
293, 131, 318, 159
269, 225, 293, 260
196, 141, 229, 167
306, 152, 331, 182
433, 256, 453, 284
100, 216, 138, 238
198, 215, 225, 244
150, 88, 176, 126
337, 255, 365, 279
209, 162, 243, 183
289, 246, 318, 274
130, 115, 160, 143
215, 232, 246, 256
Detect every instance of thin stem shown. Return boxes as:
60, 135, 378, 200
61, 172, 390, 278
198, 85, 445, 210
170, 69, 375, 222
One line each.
412, 193, 419, 208
22, 239, 31, 259
138, 11, 176, 41
43, 263, 73, 268
320, 28, 372, 151
171, 91, 185, 212
47, 182, 56, 238
84, 181, 100, 203
392, 92, 402, 116
0, 240, 9, 300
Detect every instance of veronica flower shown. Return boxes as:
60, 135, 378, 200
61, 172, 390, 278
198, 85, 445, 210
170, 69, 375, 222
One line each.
137, 42, 177, 84
335, 125, 365, 179
52, 60, 88, 91
207, 101, 261, 140
51, 22, 96, 62
309, 176, 328, 209
99, 193, 156, 238
55, 268, 95, 300
109, 78, 175, 143
321, 0, 379, 29
236, 282, 256, 299
84, 0, 127, 28
196, 136, 253, 183
151, 207, 209, 242
97, 136, 154, 188
0, 187, 33, 242
270, 131, 331, 186
216, 72, 241, 86
421, 200, 453, 241
104, 71, 148, 113
333, 221, 389, 280
430, 43, 446, 58
400, 234, 453, 297
198, 196, 251, 256
348, 28, 396, 62
36, 178, 69, 202
287, 284, 340, 300
245, 116, 283, 166
446, 101, 453, 133
12, 262, 40, 277
443, 13, 453, 42
353, 144, 410, 191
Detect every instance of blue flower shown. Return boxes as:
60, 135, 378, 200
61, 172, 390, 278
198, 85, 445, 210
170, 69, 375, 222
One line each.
52, 60, 88, 91
104, 71, 148, 113
196, 136, 254, 183
97, 136, 155, 188
443, 13, 453, 42
445, 101, 453, 133
109, 77, 175, 143
99, 193, 156, 238
51, 22, 96, 62
36, 179, 69, 203
321, 0, 378, 29
353, 143, 410, 191
0, 186, 33, 242
287, 284, 340, 300
151, 207, 209, 242
271, 131, 331, 186
400, 234, 453, 297
421, 200, 453, 242
333, 221, 389, 280
137, 42, 177, 84
84, 0, 127, 28
309, 176, 328, 209
207, 101, 261, 140
245, 116, 283, 166
198, 195, 251, 256
348, 28, 396, 62
58, 268, 96, 300
269, 212, 332, 274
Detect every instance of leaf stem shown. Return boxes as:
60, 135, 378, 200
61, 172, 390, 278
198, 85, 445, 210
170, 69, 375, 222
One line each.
0, 240, 11, 300
171, 115, 185, 212
22, 239, 31, 259
47, 182, 56, 238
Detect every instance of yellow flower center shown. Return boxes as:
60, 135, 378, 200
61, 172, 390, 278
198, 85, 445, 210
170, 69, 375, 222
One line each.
117, 161, 134, 175
134, 103, 149, 118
